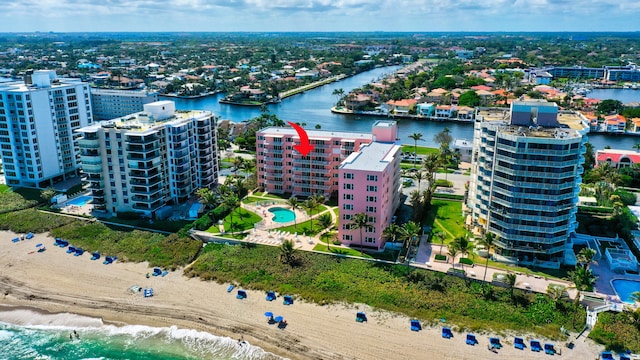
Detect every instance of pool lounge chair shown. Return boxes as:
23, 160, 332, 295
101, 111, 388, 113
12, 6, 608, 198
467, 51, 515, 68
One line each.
143, 288, 154, 298
25, 232, 34, 240
442, 327, 453, 339
356, 312, 367, 323
544, 343, 556, 355
74, 248, 84, 256
103, 256, 116, 265
91, 252, 100, 260
600, 352, 614, 360
66, 246, 76, 254
489, 337, 502, 349
11, 237, 19, 243
283, 295, 294, 305
620, 355, 631, 360
266, 291, 276, 301
152, 267, 162, 276
514, 337, 525, 350
227, 284, 235, 292
466, 334, 477, 346
236, 290, 247, 299
410, 319, 422, 332
58, 240, 69, 248
530, 340, 542, 352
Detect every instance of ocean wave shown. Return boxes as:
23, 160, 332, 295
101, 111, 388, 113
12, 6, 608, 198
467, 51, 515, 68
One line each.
0, 308, 104, 329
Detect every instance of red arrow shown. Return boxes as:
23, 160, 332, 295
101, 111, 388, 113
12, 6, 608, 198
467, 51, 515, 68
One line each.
288, 121, 315, 156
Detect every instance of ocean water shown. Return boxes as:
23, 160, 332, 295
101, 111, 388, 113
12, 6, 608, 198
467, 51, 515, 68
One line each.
0, 309, 282, 360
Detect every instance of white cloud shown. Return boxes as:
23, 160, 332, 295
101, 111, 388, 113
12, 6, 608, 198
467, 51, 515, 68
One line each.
0, 0, 639, 31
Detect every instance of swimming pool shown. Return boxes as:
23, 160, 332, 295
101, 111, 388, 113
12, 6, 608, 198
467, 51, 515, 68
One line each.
268, 207, 296, 223
611, 279, 640, 304
66, 195, 92, 206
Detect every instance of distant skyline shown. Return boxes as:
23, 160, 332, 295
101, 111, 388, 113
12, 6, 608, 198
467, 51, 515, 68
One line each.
0, 0, 639, 33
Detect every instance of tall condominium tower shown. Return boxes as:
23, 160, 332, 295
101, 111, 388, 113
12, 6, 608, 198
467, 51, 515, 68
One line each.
0, 70, 93, 188
77, 101, 218, 217
466, 100, 590, 267
90, 88, 159, 121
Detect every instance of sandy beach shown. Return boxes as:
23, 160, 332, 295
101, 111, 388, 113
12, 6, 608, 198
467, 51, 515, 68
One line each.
0, 231, 605, 359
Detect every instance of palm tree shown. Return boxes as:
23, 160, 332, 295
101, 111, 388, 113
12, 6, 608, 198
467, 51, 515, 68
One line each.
413, 171, 426, 192
546, 284, 566, 306
408, 132, 424, 168
287, 196, 300, 231
350, 212, 370, 251
222, 193, 240, 231
382, 224, 403, 243
332, 88, 345, 106
634, 143, 640, 152
196, 188, 217, 209
447, 247, 460, 266
452, 236, 473, 270
317, 213, 333, 232
477, 232, 497, 282
279, 239, 297, 266
434, 231, 446, 255
401, 221, 421, 264
304, 197, 318, 233
505, 273, 517, 300
577, 248, 597, 270
632, 291, 640, 304
567, 265, 598, 305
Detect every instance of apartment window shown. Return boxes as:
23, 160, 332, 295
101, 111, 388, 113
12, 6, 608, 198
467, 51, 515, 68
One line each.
343, 183, 353, 190
366, 196, 377, 202
342, 234, 353, 241
342, 214, 353, 220
366, 206, 377, 213
366, 226, 375, 233
366, 175, 378, 181
343, 194, 353, 200
366, 185, 378, 192
365, 237, 376, 244
343, 173, 354, 179
343, 204, 353, 210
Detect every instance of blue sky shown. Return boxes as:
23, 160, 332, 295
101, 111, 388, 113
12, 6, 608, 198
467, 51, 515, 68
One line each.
0, 0, 639, 32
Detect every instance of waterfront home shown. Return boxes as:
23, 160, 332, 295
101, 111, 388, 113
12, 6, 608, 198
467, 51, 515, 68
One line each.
387, 99, 417, 115
435, 104, 455, 118
603, 114, 626, 133
417, 103, 435, 117
345, 94, 373, 111
596, 149, 640, 168
456, 106, 475, 120
425, 88, 448, 103
629, 118, 640, 133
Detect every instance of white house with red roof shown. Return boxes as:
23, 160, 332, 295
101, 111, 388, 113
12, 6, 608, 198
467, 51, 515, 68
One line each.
603, 114, 627, 133
596, 149, 640, 168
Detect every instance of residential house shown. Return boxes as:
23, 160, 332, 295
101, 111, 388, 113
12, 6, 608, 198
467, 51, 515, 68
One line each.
596, 149, 640, 168
603, 114, 626, 133
630, 118, 640, 133
435, 105, 455, 118
417, 103, 435, 117
387, 99, 417, 115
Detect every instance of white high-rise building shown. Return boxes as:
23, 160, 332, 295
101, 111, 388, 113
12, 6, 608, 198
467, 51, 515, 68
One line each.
0, 70, 93, 188
90, 88, 159, 121
77, 101, 218, 217
466, 100, 589, 268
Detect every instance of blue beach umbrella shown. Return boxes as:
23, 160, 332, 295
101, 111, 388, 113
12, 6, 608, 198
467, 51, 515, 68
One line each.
274, 316, 284, 322
264, 311, 273, 317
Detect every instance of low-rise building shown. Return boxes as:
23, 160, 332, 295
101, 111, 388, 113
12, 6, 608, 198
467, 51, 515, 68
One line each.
596, 149, 640, 168
90, 88, 159, 121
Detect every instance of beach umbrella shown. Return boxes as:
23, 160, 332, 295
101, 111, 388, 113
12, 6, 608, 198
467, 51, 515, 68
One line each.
264, 311, 273, 317
274, 316, 284, 322
36, 243, 43, 247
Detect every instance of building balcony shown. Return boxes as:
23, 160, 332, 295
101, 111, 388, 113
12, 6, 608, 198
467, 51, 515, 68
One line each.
127, 135, 158, 144
127, 152, 161, 161
78, 138, 100, 149
127, 141, 159, 153
80, 155, 102, 166
129, 168, 159, 178
82, 163, 103, 173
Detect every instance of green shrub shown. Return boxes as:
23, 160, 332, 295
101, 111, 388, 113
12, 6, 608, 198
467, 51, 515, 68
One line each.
193, 212, 214, 231
589, 311, 640, 352
432, 193, 464, 201
116, 211, 142, 220
0, 208, 76, 233
0, 191, 39, 214
459, 257, 474, 265
614, 189, 637, 206
435, 254, 447, 261
435, 179, 453, 187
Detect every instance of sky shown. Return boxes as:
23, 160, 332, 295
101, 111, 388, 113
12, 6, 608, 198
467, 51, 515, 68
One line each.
0, 0, 639, 33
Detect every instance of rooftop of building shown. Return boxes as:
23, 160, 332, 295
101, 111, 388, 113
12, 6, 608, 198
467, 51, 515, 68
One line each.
476, 107, 588, 139
90, 87, 158, 96
258, 127, 374, 141
0, 76, 84, 92
340, 141, 400, 172
79, 101, 210, 135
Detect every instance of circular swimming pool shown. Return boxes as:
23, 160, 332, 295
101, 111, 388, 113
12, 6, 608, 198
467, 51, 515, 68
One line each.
611, 279, 640, 303
268, 207, 296, 223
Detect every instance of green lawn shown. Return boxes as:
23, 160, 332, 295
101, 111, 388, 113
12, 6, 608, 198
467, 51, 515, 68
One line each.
241, 196, 264, 204
312, 243, 373, 258
207, 207, 262, 233
274, 218, 326, 236
401, 145, 439, 155
252, 191, 282, 199
424, 200, 469, 243
0, 184, 10, 193
103, 217, 192, 233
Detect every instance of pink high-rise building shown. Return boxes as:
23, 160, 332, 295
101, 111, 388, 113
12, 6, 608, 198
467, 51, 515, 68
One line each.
256, 121, 401, 250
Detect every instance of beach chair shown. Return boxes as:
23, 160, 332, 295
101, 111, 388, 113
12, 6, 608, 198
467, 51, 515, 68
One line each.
227, 284, 235, 293
466, 334, 477, 346
489, 337, 502, 349
37, 246, 46, 253
266, 291, 276, 301
514, 337, 525, 350
103, 256, 114, 265
25, 232, 34, 240
283, 295, 294, 305
58, 240, 69, 248
91, 252, 100, 260
11, 237, 19, 243
544, 343, 556, 355
54, 238, 62, 246
236, 290, 247, 299
356, 312, 367, 323
152, 268, 162, 276
442, 327, 453, 339
410, 319, 422, 332
67, 246, 76, 254
161, 270, 169, 277
530, 340, 542, 352
600, 352, 614, 360
620, 355, 631, 360
143, 288, 154, 298
74, 248, 84, 256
